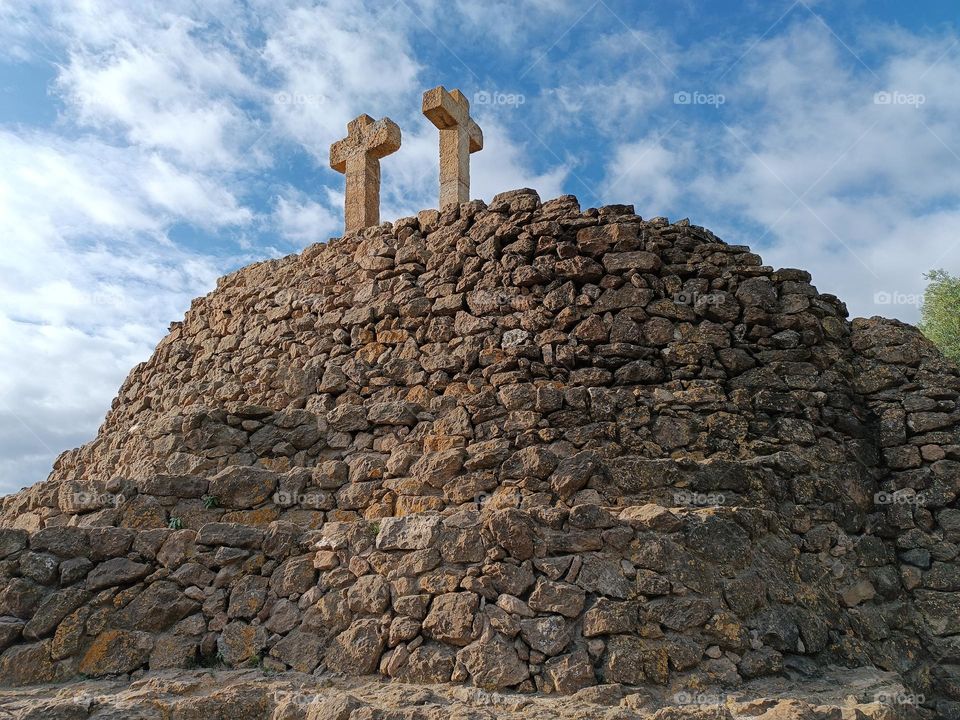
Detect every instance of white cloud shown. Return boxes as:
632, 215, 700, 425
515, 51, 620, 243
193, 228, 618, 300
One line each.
53, 9, 259, 169
371, 115, 570, 221
602, 19, 960, 322
274, 190, 341, 245
142, 156, 252, 227
602, 137, 687, 213
0, 129, 243, 494
263, 1, 422, 159
470, 119, 570, 203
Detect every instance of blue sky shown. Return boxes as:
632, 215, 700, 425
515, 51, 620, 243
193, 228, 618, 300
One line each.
1, 0, 959, 495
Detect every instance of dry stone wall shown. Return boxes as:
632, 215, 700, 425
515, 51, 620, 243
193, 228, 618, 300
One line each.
0, 189, 957, 716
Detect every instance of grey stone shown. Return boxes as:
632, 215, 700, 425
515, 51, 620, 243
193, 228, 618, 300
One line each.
86, 558, 151, 590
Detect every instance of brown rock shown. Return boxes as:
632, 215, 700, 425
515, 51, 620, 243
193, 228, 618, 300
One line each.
392, 643, 457, 683
85, 557, 151, 591
228, 575, 269, 619
270, 630, 325, 673
0, 641, 76, 686
544, 649, 597, 693
149, 634, 198, 670
348, 574, 391, 615
217, 621, 268, 666
528, 579, 586, 618
602, 635, 669, 684
484, 509, 535, 560
22, 587, 90, 640
271, 555, 317, 597
376, 515, 441, 550
325, 619, 385, 675
411, 449, 465, 488
79, 629, 154, 675
208, 467, 278, 509
457, 634, 529, 689
518, 615, 572, 656
550, 450, 603, 500
423, 592, 480, 647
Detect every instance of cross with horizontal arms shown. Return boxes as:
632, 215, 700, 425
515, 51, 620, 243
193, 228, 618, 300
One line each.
329, 114, 402, 233
422, 86, 483, 209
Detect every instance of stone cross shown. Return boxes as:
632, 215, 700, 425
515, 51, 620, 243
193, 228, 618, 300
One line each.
422, 86, 483, 209
329, 114, 402, 233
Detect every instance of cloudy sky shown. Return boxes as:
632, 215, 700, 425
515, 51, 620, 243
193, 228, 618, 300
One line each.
1, 0, 958, 495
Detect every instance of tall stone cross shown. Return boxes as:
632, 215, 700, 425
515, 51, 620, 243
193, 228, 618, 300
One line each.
329, 114, 402, 233
422, 86, 483, 209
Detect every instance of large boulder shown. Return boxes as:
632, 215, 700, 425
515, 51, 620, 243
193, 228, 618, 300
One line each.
376, 515, 441, 551
208, 467, 278, 509
79, 630, 154, 675
217, 622, 268, 666
85, 558, 151, 591
422, 592, 480, 647
324, 620, 384, 675
457, 634, 529, 689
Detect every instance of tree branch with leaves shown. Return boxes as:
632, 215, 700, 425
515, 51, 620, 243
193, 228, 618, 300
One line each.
919, 269, 960, 363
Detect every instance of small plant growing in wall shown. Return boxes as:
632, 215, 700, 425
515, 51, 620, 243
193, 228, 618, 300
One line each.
168, 516, 184, 530
203, 495, 220, 510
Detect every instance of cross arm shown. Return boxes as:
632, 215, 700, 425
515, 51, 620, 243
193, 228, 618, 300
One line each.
329, 138, 350, 173
366, 117, 402, 159
330, 115, 401, 172
467, 118, 483, 153
422, 86, 464, 129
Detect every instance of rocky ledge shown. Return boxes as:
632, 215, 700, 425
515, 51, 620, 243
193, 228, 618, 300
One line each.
0, 666, 921, 719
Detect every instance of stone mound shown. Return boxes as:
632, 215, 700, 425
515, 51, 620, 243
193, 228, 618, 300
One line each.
0, 189, 957, 718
